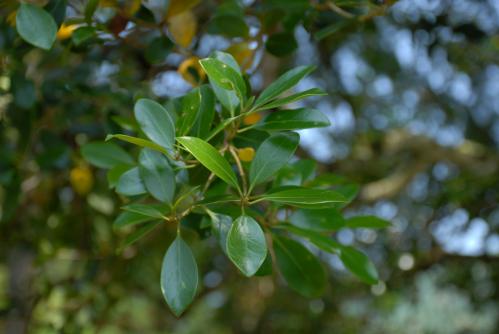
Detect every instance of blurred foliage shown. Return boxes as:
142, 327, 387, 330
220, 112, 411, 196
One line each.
0, 0, 498, 333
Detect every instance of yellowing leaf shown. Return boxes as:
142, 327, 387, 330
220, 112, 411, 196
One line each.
243, 113, 262, 125
168, 11, 197, 48
70, 165, 94, 195
238, 147, 255, 162
7, 10, 16, 27
178, 56, 205, 86
57, 23, 79, 40
226, 42, 254, 71
166, 0, 200, 18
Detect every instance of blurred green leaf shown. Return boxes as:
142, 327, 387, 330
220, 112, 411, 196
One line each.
265, 32, 298, 58
340, 246, 379, 285
344, 215, 391, 229
290, 208, 345, 231
273, 235, 326, 298
254, 65, 315, 108
16, 4, 57, 50
257, 108, 330, 131
81, 142, 134, 169
106, 134, 169, 155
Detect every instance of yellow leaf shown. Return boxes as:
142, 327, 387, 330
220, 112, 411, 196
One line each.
178, 56, 206, 86
7, 10, 17, 27
168, 10, 197, 48
243, 113, 262, 125
56, 23, 79, 40
166, 0, 200, 19
238, 147, 255, 162
70, 166, 94, 196
226, 42, 254, 71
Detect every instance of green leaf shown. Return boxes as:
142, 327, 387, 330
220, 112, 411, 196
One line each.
265, 32, 297, 58
106, 134, 168, 155
249, 132, 299, 190
255, 252, 273, 276
161, 236, 199, 316
72, 26, 96, 46
279, 224, 341, 253
273, 235, 326, 298
116, 167, 147, 196
290, 208, 345, 232
120, 221, 161, 249
213, 51, 241, 74
113, 211, 152, 229
107, 165, 132, 189
199, 58, 246, 103
211, 213, 232, 254
212, 83, 240, 114
190, 85, 216, 138
16, 4, 57, 50
177, 88, 201, 136
209, 14, 249, 38
257, 108, 330, 131
345, 215, 390, 229
226, 215, 267, 277
84, 0, 99, 22
139, 149, 175, 203
254, 66, 315, 108
258, 88, 327, 110
339, 246, 379, 285
256, 186, 346, 208
121, 203, 168, 219
81, 141, 134, 169
134, 99, 175, 150
176, 136, 240, 190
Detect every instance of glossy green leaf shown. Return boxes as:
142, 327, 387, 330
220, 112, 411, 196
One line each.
134, 99, 175, 150
121, 203, 168, 219
340, 246, 379, 285
16, 4, 57, 50
113, 211, 152, 229
190, 85, 216, 138
290, 208, 345, 231
116, 167, 147, 196
161, 236, 199, 316
120, 221, 161, 249
199, 58, 246, 102
258, 88, 327, 110
176, 136, 240, 190
81, 142, 134, 169
139, 149, 175, 203
213, 51, 241, 74
345, 215, 391, 229
106, 134, 168, 155
249, 132, 299, 190
211, 213, 232, 254
257, 108, 330, 131
178, 88, 201, 135
273, 235, 326, 298
256, 186, 347, 208
254, 66, 314, 108
226, 215, 267, 277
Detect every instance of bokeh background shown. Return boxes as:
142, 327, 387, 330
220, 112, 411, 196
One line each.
1, 0, 498, 333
